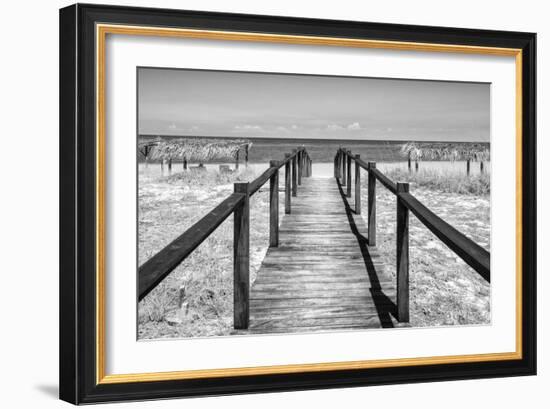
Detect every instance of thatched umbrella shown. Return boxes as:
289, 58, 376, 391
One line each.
147, 138, 253, 171
401, 142, 490, 175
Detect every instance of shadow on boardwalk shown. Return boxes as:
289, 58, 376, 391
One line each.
335, 180, 397, 328
247, 177, 400, 334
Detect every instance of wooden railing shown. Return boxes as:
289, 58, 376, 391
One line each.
139, 147, 313, 329
335, 148, 490, 323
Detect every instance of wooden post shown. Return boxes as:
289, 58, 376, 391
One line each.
297, 150, 302, 186
233, 182, 250, 329
367, 162, 376, 246
466, 159, 471, 176
334, 155, 337, 178
269, 160, 279, 247
292, 150, 297, 197
161, 159, 164, 172
245, 145, 249, 167
415, 161, 419, 172
183, 157, 187, 170
235, 150, 240, 170
285, 154, 291, 214
168, 158, 172, 172
355, 155, 361, 214
336, 152, 341, 179
346, 151, 352, 197
342, 150, 347, 186
396, 182, 410, 323
480, 161, 484, 173
408, 152, 411, 172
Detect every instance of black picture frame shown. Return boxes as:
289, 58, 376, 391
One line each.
59, 3, 536, 404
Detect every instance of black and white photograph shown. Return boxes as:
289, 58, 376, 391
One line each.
137, 68, 491, 340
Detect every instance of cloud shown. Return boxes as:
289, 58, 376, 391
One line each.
326, 123, 344, 131
168, 123, 177, 130
276, 126, 289, 133
234, 124, 263, 131
347, 122, 361, 130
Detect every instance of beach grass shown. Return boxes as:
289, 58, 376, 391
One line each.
138, 161, 491, 339
384, 167, 490, 195
138, 166, 282, 339
360, 179, 491, 327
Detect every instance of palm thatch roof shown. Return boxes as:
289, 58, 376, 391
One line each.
401, 142, 490, 162
146, 138, 252, 161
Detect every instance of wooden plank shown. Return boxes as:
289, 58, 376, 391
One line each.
250, 295, 394, 309
250, 315, 383, 330
250, 288, 395, 299
248, 175, 395, 333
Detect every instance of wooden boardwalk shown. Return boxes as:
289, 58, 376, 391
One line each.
248, 177, 400, 334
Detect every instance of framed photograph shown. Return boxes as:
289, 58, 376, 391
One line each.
59, 3, 536, 404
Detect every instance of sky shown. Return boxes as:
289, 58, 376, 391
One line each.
138, 68, 490, 142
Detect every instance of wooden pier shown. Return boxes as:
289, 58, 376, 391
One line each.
249, 177, 398, 333
139, 146, 490, 334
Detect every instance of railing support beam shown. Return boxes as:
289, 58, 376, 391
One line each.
269, 160, 279, 247
233, 182, 250, 329
285, 153, 291, 214
355, 155, 361, 214
346, 150, 352, 197
342, 150, 347, 186
396, 182, 410, 323
297, 151, 302, 186
292, 150, 297, 197
367, 162, 376, 246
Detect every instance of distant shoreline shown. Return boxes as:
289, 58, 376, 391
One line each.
138, 134, 490, 145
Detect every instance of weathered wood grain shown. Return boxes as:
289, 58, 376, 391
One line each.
248, 176, 398, 334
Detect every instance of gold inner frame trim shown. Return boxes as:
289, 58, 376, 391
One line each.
96, 23, 523, 385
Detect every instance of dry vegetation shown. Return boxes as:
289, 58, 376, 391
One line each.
138, 166, 282, 339
384, 167, 490, 195
360, 171, 491, 327
138, 159, 491, 339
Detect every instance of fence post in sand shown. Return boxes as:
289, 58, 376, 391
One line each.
342, 150, 347, 186
292, 149, 297, 197
269, 160, 280, 247
233, 182, 250, 329
297, 150, 302, 186
367, 162, 376, 246
347, 150, 352, 197
355, 155, 361, 214
396, 182, 410, 323
285, 154, 291, 214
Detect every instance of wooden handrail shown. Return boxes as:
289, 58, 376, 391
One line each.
336, 147, 490, 281
249, 167, 277, 195
399, 192, 490, 280
335, 147, 490, 324
139, 192, 245, 301
138, 146, 312, 329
